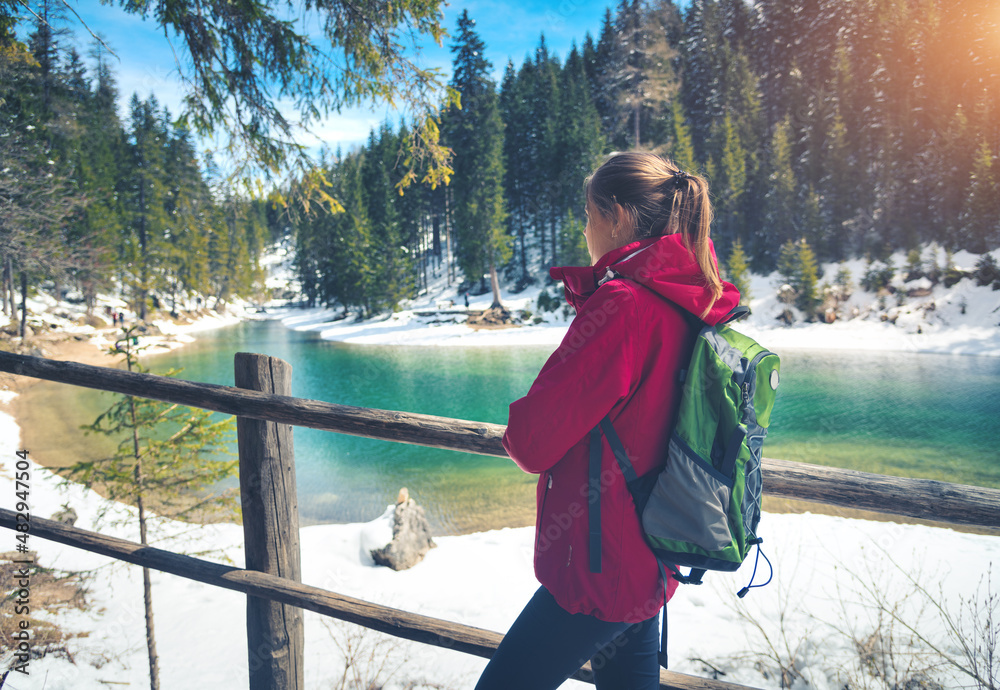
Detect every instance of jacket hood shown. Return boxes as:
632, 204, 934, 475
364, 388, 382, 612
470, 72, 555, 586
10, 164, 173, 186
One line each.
550, 234, 740, 325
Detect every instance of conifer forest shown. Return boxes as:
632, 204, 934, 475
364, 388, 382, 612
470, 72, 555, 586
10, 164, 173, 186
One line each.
0, 5, 271, 327
2, 1, 998, 320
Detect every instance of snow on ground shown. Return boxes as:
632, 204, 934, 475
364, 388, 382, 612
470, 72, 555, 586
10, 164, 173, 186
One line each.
92, 307, 248, 358
9, 281, 252, 360
3, 395, 997, 689
3, 242, 999, 687
269, 245, 1000, 356
739, 247, 1000, 357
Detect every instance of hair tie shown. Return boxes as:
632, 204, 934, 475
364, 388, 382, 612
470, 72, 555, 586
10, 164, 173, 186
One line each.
673, 171, 689, 190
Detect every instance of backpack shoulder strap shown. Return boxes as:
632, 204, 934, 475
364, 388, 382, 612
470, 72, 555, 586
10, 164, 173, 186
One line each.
599, 415, 639, 484
588, 425, 603, 574
586, 414, 640, 575
720, 305, 751, 324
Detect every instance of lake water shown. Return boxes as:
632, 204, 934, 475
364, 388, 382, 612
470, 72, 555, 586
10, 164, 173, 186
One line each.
28, 319, 1000, 534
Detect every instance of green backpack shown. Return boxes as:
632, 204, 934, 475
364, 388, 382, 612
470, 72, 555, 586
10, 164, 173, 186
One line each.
587, 305, 780, 665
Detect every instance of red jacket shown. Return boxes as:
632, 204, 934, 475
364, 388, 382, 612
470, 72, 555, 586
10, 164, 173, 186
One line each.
502, 234, 740, 623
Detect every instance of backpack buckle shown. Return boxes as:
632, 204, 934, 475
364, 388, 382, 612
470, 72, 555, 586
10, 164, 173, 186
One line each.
670, 567, 705, 585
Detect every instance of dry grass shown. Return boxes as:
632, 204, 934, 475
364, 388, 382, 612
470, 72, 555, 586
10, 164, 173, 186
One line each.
0, 550, 90, 664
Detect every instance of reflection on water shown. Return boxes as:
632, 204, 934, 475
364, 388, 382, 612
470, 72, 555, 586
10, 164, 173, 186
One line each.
25, 319, 1000, 533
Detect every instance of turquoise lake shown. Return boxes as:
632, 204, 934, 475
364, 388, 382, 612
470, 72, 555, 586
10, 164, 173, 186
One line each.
31, 318, 1000, 534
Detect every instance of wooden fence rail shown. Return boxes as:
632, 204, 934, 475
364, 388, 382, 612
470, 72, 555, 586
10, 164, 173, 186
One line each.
3, 348, 1000, 690
0, 508, 752, 690
1, 350, 998, 529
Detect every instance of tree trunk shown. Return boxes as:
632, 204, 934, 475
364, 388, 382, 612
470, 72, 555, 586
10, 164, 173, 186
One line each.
138, 515, 160, 690
126, 354, 160, 690
445, 190, 454, 286
539, 207, 547, 270
432, 211, 441, 259
7, 257, 15, 320
518, 216, 527, 286
489, 262, 503, 310
1, 254, 9, 316
19, 271, 27, 340
633, 104, 640, 148
84, 280, 95, 318
138, 177, 149, 323
550, 208, 558, 268
421, 218, 428, 290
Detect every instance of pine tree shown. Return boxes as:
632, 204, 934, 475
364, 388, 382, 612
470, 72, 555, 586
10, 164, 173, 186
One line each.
753, 0, 800, 125
819, 107, 853, 258
777, 239, 798, 291
559, 210, 591, 268
711, 112, 746, 256
592, 8, 621, 146
72, 37, 127, 312
123, 94, 170, 321
556, 45, 604, 234
26, 0, 69, 124
959, 139, 998, 253
444, 11, 510, 308
499, 59, 532, 287
395, 122, 429, 293
667, 98, 696, 172
614, 0, 679, 148
777, 237, 819, 319
67, 332, 237, 690
795, 237, 820, 318
679, 0, 724, 157
725, 237, 752, 305
0, 23, 81, 334
163, 120, 212, 312
362, 124, 411, 312
759, 117, 798, 270
6, 0, 460, 193
529, 36, 561, 266
935, 107, 977, 248
307, 152, 372, 314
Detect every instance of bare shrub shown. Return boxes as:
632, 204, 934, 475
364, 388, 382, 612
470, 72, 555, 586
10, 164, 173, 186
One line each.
828, 548, 997, 690
321, 618, 410, 690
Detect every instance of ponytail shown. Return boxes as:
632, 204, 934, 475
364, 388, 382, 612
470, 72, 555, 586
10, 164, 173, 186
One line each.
670, 171, 723, 311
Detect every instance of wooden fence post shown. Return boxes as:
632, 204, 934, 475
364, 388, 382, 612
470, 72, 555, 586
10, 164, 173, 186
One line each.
235, 352, 303, 690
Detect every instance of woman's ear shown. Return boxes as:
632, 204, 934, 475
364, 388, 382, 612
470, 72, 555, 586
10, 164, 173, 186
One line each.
613, 203, 628, 236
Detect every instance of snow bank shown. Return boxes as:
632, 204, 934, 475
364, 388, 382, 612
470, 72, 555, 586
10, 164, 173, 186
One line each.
14, 281, 252, 361
270, 246, 1000, 356
740, 247, 1000, 357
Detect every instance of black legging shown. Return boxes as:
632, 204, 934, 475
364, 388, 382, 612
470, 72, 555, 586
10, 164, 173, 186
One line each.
474, 586, 661, 690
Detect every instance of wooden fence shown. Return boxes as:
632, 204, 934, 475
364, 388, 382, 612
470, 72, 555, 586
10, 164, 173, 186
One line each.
1, 350, 998, 690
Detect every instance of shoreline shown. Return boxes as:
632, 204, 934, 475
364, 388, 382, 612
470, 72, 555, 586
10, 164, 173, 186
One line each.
266, 245, 1000, 356
5, 300, 1000, 536
269, 263, 1000, 357
274, 302, 1000, 356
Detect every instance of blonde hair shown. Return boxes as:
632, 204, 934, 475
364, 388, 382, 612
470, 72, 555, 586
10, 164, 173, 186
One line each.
585, 151, 723, 310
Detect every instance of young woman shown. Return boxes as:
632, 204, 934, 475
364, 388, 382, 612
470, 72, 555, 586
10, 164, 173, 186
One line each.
475, 152, 740, 689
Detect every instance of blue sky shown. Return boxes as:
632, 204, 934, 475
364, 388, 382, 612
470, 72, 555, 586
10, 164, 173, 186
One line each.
45, 0, 618, 153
